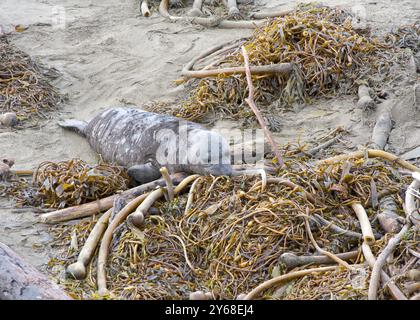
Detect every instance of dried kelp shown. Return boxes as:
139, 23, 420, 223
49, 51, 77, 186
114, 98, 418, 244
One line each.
0, 36, 64, 124
48, 157, 418, 300
33, 159, 130, 208
170, 4, 399, 122
6, 159, 131, 209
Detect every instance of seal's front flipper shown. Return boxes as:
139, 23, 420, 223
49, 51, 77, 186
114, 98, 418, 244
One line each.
58, 120, 88, 137
128, 163, 161, 185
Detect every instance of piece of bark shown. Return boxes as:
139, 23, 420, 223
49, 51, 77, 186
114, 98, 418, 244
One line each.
0, 242, 71, 300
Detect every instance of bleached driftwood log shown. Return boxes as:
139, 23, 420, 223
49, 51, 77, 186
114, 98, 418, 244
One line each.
0, 242, 71, 300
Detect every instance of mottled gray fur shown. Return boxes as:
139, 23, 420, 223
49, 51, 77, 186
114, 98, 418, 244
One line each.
59, 107, 232, 183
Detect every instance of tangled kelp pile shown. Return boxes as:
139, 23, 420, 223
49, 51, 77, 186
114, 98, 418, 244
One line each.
386, 22, 420, 73
0, 36, 64, 124
386, 22, 420, 54
3, 159, 130, 209
47, 156, 419, 300
168, 5, 403, 122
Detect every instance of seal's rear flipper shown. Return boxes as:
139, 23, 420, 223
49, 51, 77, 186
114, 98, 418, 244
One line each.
128, 163, 161, 185
58, 120, 88, 137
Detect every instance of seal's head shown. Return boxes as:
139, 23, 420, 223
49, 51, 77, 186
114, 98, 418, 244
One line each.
183, 130, 232, 176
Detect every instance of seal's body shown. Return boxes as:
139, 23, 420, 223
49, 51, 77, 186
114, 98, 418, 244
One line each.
59, 107, 232, 183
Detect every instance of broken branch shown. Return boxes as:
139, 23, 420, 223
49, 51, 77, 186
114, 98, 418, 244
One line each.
241, 46, 285, 167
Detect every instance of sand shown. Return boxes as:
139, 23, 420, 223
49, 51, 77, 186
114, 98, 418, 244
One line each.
0, 0, 419, 271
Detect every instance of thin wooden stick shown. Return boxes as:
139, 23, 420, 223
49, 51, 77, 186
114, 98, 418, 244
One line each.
181, 63, 292, 80
279, 250, 359, 270
316, 149, 420, 173
351, 202, 375, 245
241, 46, 285, 168
243, 266, 338, 300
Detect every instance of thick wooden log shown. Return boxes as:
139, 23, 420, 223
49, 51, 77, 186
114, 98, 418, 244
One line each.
0, 242, 71, 300
39, 172, 188, 224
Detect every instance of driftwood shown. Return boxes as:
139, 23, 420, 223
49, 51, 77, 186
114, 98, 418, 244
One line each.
241, 46, 285, 167
370, 108, 392, 150
250, 8, 293, 19
0, 242, 71, 300
279, 250, 359, 270
39, 173, 187, 224
181, 63, 293, 80
159, 0, 265, 29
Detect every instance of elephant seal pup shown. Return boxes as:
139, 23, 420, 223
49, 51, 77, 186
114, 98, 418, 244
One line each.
59, 107, 232, 184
